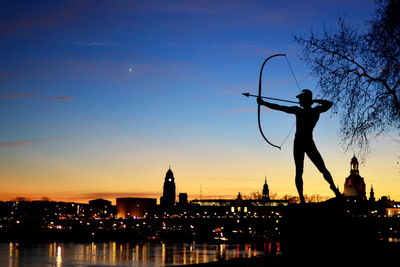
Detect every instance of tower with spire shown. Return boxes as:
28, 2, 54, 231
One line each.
343, 156, 366, 200
160, 166, 176, 207
369, 185, 375, 202
262, 176, 270, 201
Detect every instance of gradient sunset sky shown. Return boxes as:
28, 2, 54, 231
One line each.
1, 0, 398, 203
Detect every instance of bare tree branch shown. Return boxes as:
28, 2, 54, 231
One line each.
294, 0, 400, 161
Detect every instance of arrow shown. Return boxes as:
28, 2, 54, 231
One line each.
242, 92, 299, 104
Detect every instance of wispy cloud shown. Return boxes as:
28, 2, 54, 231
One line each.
62, 40, 119, 47
55, 191, 161, 203
198, 44, 260, 48
226, 107, 257, 113
75, 192, 160, 199
0, 1, 95, 35
0, 94, 74, 101
1, 93, 34, 99
0, 137, 74, 147
144, 128, 188, 133
0, 140, 32, 147
45, 96, 74, 101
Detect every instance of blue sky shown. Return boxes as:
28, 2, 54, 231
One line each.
2, 0, 398, 203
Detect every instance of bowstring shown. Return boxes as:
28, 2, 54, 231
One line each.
285, 55, 301, 91
279, 55, 301, 148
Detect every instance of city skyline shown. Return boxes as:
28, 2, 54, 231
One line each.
1, 156, 392, 205
1, 1, 399, 203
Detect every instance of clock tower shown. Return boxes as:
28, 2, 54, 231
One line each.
160, 166, 176, 207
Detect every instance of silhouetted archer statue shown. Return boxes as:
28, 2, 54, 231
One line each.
257, 89, 342, 203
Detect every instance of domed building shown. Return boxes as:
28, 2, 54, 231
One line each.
343, 156, 366, 200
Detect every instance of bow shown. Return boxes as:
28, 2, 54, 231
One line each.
257, 54, 287, 149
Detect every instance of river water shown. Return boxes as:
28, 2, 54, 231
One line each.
1, 242, 278, 266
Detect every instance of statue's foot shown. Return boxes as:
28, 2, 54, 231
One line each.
330, 186, 343, 198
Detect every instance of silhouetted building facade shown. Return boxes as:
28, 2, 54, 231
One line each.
88, 198, 114, 218
178, 193, 188, 206
160, 167, 176, 207
344, 156, 366, 200
116, 198, 156, 218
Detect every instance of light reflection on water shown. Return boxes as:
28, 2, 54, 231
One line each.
1, 241, 278, 267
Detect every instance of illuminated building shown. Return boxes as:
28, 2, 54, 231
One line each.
191, 183, 288, 216
116, 198, 156, 218
160, 167, 176, 207
386, 206, 400, 217
343, 156, 366, 200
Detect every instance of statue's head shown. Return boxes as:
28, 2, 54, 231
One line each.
296, 89, 313, 108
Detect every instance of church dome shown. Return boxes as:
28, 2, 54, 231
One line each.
344, 156, 366, 200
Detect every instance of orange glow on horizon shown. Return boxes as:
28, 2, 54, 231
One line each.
1, 134, 398, 204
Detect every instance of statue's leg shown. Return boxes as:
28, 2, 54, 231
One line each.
306, 141, 341, 197
294, 142, 305, 203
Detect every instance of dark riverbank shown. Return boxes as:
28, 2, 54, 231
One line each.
167, 240, 399, 266
167, 255, 285, 267
170, 199, 400, 266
